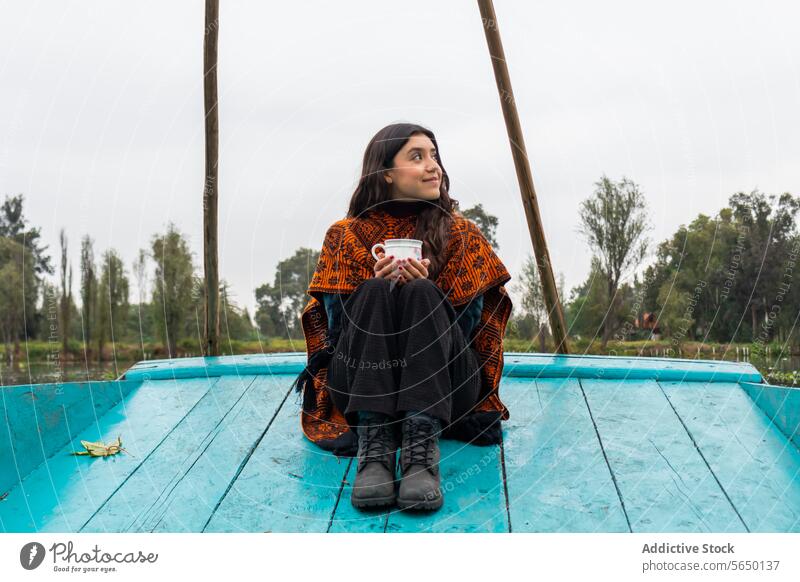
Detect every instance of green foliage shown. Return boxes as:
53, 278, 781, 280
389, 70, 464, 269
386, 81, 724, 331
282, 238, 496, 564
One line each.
254, 247, 319, 340
508, 253, 566, 348
0, 237, 37, 362
80, 235, 98, 346
565, 257, 611, 340
96, 248, 129, 359
577, 175, 651, 347
766, 369, 799, 387
220, 282, 256, 342
0, 194, 53, 277
151, 223, 195, 357
461, 203, 499, 249
643, 191, 800, 345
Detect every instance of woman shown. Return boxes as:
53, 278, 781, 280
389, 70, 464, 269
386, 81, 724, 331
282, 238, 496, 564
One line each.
292, 122, 513, 512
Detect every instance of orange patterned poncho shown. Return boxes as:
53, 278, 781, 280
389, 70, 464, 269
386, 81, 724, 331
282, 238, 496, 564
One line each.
293, 206, 513, 456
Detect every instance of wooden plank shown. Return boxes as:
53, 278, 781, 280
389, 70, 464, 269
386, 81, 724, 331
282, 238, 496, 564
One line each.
582, 378, 747, 532
0, 377, 217, 532
662, 381, 800, 532
80, 375, 260, 532
503, 377, 629, 532
136, 374, 292, 532
202, 383, 349, 532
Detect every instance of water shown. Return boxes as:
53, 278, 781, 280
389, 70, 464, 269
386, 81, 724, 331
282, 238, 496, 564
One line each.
0, 361, 135, 387
2, 349, 797, 387
631, 347, 800, 370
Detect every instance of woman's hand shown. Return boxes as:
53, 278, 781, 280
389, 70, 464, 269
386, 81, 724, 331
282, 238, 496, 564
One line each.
373, 250, 400, 280
372, 251, 431, 283
396, 257, 431, 283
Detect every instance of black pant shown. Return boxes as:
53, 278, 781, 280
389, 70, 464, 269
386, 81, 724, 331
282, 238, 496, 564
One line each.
326, 277, 481, 432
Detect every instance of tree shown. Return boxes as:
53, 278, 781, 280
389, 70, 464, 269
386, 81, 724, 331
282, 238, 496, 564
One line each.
565, 257, 611, 341
96, 249, 129, 363
1, 194, 50, 355
36, 281, 59, 349
255, 247, 319, 340
644, 211, 740, 343
131, 248, 149, 353
151, 223, 195, 357
728, 190, 800, 344
0, 194, 53, 277
578, 175, 651, 348
512, 253, 561, 351
0, 238, 36, 366
461, 203, 499, 249
640, 192, 800, 346
220, 282, 255, 343
59, 229, 73, 356
80, 235, 98, 349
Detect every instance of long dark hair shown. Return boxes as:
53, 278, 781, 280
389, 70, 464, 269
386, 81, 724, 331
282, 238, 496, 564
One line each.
347, 123, 459, 281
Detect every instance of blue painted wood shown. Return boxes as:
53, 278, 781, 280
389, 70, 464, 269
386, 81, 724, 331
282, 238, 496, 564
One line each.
0, 380, 141, 494
502, 377, 629, 532
740, 382, 800, 451
79, 375, 262, 532
121, 352, 763, 384
661, 381, 800, 532
5, 353, 800, 533
502, 353, 762, 383
202, 383, 350, 532
121, 354, 305, 381
143, 375, 294, 532
581, 378, 747, 532
0, 377, 216, 532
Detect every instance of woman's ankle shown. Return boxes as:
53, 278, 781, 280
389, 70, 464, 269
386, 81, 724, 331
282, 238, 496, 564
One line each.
357, 410, 392, 423
402, 409, 437, 423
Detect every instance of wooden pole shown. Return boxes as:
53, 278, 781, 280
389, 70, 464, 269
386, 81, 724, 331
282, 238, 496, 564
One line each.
203, 0, 220, 356
476, 0, 570, 354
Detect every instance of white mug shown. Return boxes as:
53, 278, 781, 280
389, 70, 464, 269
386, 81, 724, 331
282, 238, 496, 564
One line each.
370, 238, 423, 261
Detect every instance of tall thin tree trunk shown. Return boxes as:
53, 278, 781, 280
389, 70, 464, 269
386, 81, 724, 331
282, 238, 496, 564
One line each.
538, 322, 547, 352
13, 337, 21, 371
602, 280, 614, 350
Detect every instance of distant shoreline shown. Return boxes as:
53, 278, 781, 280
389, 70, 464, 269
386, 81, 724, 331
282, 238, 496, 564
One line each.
1, 338, 797, 388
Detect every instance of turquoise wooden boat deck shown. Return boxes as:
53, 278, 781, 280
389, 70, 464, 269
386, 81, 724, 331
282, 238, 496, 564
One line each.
2, 352, 799, 533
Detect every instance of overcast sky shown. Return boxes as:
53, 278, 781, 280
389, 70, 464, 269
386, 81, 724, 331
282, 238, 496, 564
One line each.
1, 0, 798, 315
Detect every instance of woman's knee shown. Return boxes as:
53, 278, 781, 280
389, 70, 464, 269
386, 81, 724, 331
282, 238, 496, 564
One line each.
349, 277, 393, 304
397, 278, 446, 307
399, 277, 439, 295
355, 276, 392, 294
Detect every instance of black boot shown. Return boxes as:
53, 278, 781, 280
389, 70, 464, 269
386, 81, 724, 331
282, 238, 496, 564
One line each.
351, 412, 398, 509
397, 412, 443, 511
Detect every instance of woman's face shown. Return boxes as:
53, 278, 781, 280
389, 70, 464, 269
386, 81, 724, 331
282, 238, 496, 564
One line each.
383, 133, 442, 201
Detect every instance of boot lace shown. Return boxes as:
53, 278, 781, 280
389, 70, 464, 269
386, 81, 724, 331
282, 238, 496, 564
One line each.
357, 423, 396, 473
401, 419, 439, 470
